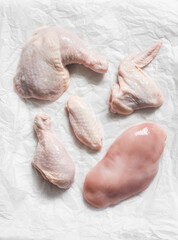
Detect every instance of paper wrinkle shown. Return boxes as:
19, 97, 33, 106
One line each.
0, 0, 178, 239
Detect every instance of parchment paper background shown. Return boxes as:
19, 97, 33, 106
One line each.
0, 0, 178, 239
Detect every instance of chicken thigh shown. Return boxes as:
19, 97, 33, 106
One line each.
67, 96, 102, 150
32, 114, 75, 189
83, 123, 166, 208
110, 42, 163, 114
14, 26, 108, 101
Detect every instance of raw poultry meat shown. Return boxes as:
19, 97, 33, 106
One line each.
83, 123, 166, 208
110, 42, 163, 114
32, 114, 75, 189
14, 26, 108, 101
67, 96, 102, 150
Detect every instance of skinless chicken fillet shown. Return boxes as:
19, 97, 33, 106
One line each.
14, 26, 108, 101
83, 123, 166, 208
32, 114, 75, 189
67, 96, 103, 150
109, 42, 163, 115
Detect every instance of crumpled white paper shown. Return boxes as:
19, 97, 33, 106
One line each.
0, 0, 178, 239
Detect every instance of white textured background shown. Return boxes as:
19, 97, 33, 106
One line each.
0, 0, 178, 239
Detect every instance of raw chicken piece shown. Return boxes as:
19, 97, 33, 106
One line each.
14, 26, 108, 101
32, 114, 75, 189
110, 42, 163, 115
83, 123, 166, 208
67, 96, 102, 150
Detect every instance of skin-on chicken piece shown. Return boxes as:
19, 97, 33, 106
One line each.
14, 26, 108, 101
110, 42, 163, 115
32, 114, 75, 189
83, 123, 166, 208
67, 96, 102, 150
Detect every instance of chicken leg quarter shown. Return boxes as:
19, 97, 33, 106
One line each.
32, 114, 75, 189
109, 42, 163, 114
14, 26, 108, 101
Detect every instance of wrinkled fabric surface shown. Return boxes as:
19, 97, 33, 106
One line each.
0, 0, 178, 239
